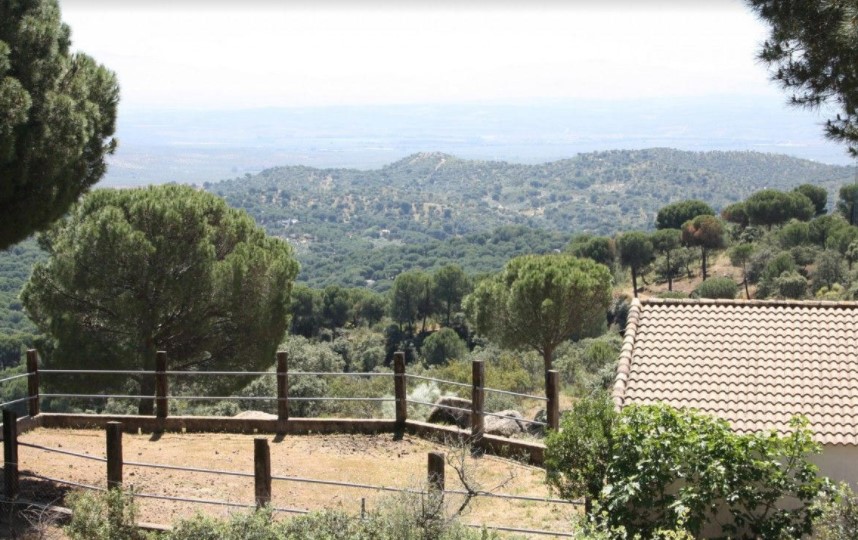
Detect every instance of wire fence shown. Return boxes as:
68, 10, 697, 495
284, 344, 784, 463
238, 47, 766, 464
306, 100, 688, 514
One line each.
12, 438, 578, 537
15, 362, 555, 430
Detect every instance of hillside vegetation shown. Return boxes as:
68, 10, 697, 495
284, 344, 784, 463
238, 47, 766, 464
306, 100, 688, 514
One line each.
209, 149, 853, 288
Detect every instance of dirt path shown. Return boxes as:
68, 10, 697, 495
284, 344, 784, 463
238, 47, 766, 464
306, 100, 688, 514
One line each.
15, 428, 576, 536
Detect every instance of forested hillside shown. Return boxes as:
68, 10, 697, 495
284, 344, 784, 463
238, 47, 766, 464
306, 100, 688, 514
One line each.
209, 149, 854, 288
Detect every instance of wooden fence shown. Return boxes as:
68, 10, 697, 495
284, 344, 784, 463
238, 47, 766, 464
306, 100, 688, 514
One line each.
2, 350, 558, 464
0, 409, 579, 538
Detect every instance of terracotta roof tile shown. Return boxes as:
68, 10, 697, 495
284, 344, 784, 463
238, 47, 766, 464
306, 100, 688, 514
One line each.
613, 299, 858, 446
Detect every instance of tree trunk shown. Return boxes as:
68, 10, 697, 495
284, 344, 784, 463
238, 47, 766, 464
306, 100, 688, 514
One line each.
137, 339, 156, 415
542, 346, 554, 396
631, 267, 638, 298
666, 253, 673, 291
701, 248, 708, 281
743, 264, 750, 299
138, 376, 155, 415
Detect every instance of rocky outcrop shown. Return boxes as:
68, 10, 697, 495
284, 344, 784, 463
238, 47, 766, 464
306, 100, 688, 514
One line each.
484, 410, 526, 437
426, 397, 472, 428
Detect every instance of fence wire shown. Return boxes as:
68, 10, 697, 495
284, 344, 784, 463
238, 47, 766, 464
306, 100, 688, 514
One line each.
19, 442, 107, 462
0, 373, 32, 385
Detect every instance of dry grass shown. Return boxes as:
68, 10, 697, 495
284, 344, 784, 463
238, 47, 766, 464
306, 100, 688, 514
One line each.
16, 428, 577, 535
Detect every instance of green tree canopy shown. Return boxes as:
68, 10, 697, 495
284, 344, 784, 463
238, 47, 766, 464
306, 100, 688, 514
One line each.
794, 184, 828, 216
616, 232, 653, 298
837, 184, 858, 226
681, 215, 726, 280
744, 189, 815, 228
432, 264, 470, 326
389, 271, 431, 335
748, 0, 858, 154
464, 254, 612, 374
21, 185, 299, 413
421, 327, 468, 366
566, 234, 616, 268
721, 202, 749, 228
655, 200, 714, 230
0, 0, 119, 249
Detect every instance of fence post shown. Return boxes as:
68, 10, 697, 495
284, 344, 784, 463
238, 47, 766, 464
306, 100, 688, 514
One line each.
546, 370, 559, 431
26, 349, 39, 417
106, 421, 123, 489
471, 360, 484, 439
3, 409, 18, 499
427, 451, 445, 494
277, 351, 289, 427
254, 438, 271, 508
393, 351, 406, 431
155, 351, 168, 420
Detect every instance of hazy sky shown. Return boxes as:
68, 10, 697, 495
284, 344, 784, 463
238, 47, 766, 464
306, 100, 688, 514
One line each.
59, 0, 783, 110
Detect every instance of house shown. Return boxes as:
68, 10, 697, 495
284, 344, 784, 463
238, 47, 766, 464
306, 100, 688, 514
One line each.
612, 298, 858, 487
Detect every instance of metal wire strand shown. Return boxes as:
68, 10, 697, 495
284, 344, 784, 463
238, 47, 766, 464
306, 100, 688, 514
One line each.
0, 396, 34, 408
271, 473, 423, 495
19, 471, 106, 492
482, 410, 547, 427
404, 374, 471, 389
466, 523, 576, 538
124, 460, 253, 479
406, 399, 471, 414
18, 442, 107, 462
0, 373, 32, 384
481, 387, 548, 401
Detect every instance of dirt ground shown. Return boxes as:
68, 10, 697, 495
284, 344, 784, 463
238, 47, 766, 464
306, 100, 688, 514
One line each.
9, 428, 577, 538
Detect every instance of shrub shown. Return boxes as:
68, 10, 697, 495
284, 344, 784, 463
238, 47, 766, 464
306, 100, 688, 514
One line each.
774, 271, 808, 299
692, 277, 738, 299
545, 392, 616, 509
421, 328, 468, 366
656, 291, 689, 299
65, 489, 145, 540
813, 483, 858, 540
601, 406, 824, 538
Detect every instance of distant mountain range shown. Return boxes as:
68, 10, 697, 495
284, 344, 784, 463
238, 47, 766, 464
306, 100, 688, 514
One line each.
103, 97, 854, 187
209, 149, 855, 288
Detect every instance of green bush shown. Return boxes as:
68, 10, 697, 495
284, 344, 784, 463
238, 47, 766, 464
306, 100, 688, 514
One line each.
545, 392, 616, 508
774, 271, 808, 299
601, 406, 825, 538
656, 291, 689, 299
65, 489, 146, 540
67, 490, 497, 540
692, 277, 738, 299
421, 328, 468, 366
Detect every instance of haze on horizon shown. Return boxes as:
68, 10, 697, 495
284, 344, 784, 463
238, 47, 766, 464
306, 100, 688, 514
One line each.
57, 0, 855, 182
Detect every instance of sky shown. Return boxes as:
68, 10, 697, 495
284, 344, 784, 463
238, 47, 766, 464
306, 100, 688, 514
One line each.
59, 0, 784, 110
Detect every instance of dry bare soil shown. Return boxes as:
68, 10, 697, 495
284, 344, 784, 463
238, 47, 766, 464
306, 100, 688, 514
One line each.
11, 428, 575, 537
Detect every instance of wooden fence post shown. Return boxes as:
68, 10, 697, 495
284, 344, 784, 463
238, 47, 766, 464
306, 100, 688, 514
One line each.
3, 409, 18, 499
106, 422, 123, 489
277, 351, 289, 427
393, 352, 406, 430
254, 438, 271, 508
546, 370, 559, 431
26, 349, 39, 417
427, 452, 445, 494
155, 351, 168, 420
471, 360, 485, 439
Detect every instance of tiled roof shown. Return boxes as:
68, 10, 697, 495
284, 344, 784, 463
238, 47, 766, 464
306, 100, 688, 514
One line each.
613, 298, 858, 445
